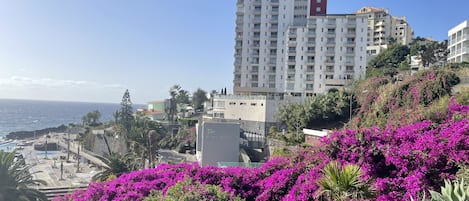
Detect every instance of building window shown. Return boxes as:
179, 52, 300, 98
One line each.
316, 0, 321, 3
316, 7, 321, 12
251, 103, 257, 106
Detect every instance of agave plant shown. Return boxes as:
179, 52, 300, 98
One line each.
429, 179, 469, 201
316, 161, 374, 201
0, 150, 47, 201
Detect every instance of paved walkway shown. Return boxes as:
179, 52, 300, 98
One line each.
19, 138, 99, 188
56, 140, 108, 168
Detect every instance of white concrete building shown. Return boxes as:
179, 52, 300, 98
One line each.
233, 0, 367, 98
196, 122, 240, 167
285, 14, 368, 94
355, 7, 414, 58
448, 20, 469, 63
206, 95, 288, 135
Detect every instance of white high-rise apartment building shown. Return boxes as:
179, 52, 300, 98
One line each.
233, 0, 367, 97
355, 7, 413, 57
285, 15, 368, 95
448, 20, 469, 63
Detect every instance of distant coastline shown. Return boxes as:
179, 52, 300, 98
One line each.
5, 124, 68, 140
0, 99, 127, 138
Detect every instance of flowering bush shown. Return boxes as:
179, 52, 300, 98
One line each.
56, 99, 468, 201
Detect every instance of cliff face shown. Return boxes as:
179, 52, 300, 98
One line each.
84, 131, 128, 156
6, 125, 68, 140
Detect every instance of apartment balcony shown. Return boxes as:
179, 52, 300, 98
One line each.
287, 69, 296, 73
307, 59, 315, 64
325, 60, 335, 65
269, 60, 277, 65
288, 41, 297, 46
325, 50, 335, 55
346, 31, 356, 37
253, 9, 261, 14
234, 60, 242, 65
345, 60, 354, 65
268, 70, 276, 74
286, 78, 295, 82
250, 69, 259, 73
253, 18, 261, 23
288, 50, 296, 54
324, 79, 347, 86
347, 21, 357, 27
306, 77, 314, 81
272, 8, 279, 13
252, 43, 260, 48
236, 19, 244, 24
251, 52, 260, 57
345, 50, 355, 55
270, 43, 278, 48
270, 26, 278, 31
325, 68, 334, 73
306, 68, 314, 73
251, 60, 260, 64
271, 0, 279, 3
253, 0, 261, 4
287, 59, 296, 64
306, 50, 315, 55
345, 41, 355, 47
326, 23, 336, 28
288, 31, 297, 36
327, 31, 336, 36
307, 41, 316, 46
326, 42, 336, 46
235, 43, 243, 48
305, 87, 314, 91
346, 69, 355, 73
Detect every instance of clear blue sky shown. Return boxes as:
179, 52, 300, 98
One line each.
0, 0, 467, 104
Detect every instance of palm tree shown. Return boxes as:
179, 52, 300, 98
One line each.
0, 150, 47, 201
316, 161, 374, 201
92, 152, 137, 182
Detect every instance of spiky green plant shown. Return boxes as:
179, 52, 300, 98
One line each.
429, 179, 469, 201
316, 161, 374, 201
0, 150, 47, 201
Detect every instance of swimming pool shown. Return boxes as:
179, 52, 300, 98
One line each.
0, 141, 17, 152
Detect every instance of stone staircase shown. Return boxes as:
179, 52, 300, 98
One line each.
39, 185, 87, 200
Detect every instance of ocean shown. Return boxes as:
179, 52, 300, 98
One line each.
0, 99, 143, 138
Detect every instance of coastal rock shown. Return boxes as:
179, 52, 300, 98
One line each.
6, 125, 68, 140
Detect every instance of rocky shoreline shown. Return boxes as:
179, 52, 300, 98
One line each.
6, 125, 68, 140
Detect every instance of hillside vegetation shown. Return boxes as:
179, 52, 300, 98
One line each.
56, 69, 469, 201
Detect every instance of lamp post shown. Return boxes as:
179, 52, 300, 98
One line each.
294, 118, 301, 151
67, 131, 70, 162
349, 93, 353, 121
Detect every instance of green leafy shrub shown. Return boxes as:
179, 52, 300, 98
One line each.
144, 178, 244, 201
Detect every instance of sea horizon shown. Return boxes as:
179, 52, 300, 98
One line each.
0, 99, 145, 138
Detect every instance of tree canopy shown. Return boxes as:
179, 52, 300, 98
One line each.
192, 88, 208, 110
119, 89, 133, 132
